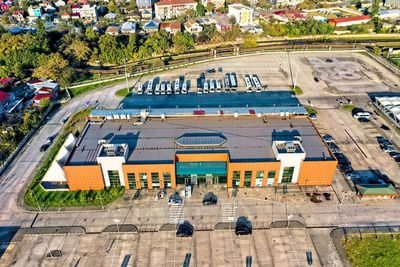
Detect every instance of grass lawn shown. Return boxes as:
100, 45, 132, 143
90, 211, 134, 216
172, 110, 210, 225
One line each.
304, 105, 318, 115
290, 85, 303, 95
115, 88, 132, 97
69, 78, 125, 98
341, 104, 356, 112
342, 234, 400, 267
24, 108, 125, 209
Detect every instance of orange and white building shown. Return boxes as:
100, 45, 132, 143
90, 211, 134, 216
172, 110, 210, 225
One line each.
328, 15, 371, 28
52, 115, 336, 191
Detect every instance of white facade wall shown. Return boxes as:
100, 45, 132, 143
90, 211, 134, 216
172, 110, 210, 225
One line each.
335, 18, 370, 27
97, 156, 126, 187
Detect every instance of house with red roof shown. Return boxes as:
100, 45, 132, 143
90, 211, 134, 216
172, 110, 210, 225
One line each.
0, 3, 10, 12
0, 90, 9, 107
0, 77, 14, 87
328, 15, 371, 28
155, 0, 197, 20
273, 9, 305, 22
12, 10, 26, 22
33, 93, 56, 105
160, 21, 182, 34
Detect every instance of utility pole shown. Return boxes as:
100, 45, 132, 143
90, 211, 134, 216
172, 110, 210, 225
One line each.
124, 58, 129, 93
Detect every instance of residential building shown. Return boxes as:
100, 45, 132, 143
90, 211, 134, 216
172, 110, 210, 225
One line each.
71, 4, 81, 14
386, 0, 400, 8
120, 21, 137, 34
79, 4, 98, 21
185, 19, 203, 34
27, 6, 42, 17
201, 0, 224, 8
160, 21, 181, 34
228, 3, 253, 26
105, 25, 120, 35
0, 91, 9, 107
55, 0, 66, 7
32, 93, 56, 105
142, 20, 160, 32
154, 0, 197, 20
378, 9, 400, 19
273, 9, 305, 22
61, 12, 71, 20
210, 14, 232, 32
328, 15, 371, 27
136, 0, 152, 10
0, 3, 10, 12
59, 115, 337, 191
12, 10, 26, 22
126, 11, 141, 21
141, 9, 153, 20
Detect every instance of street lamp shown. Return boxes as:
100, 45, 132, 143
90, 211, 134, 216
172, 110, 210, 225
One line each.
29, 189, 41, 212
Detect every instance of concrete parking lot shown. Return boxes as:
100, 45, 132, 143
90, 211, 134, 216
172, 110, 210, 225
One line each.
1, 229, 320, 267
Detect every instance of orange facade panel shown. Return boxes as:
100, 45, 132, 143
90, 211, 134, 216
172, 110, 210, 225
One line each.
122, 163, 176, 190
297, 160, 337, 186
64, 165, 105, 191
175, 153, 229, 162
227, 162, 281, 188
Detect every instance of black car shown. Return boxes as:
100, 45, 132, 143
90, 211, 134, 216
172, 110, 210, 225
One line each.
40, 143, 50, 152
358, 117, 370, 124
207, 68, 216, 74
218, 67, 223, 73
202, 192, 218, 205
235, 216, 252, 236
326, 58, 333, 63
314, 77, 319, 82
381, 124, 390, 131
339, 164, 353, 173
334, 153, 351, 165
169, 191, 182, 205
389, 152, 400, 158
176, 221, 194, 237
328, 143, 341, 153
200, 73, 205, 79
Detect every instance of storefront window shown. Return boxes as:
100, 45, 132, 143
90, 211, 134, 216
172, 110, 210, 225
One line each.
140, 173, 148, 188
127, 173, 136, 189
244, 171, 252, 187
151, 172, 160, 188
232, 171, 241, 187
108, 170, 120, 187
282, 167, 295, 183
163, 172, 171, 188
255, 170, 264, 187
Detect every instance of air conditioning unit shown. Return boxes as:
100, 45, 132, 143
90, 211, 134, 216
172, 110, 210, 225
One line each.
285, 142, 296, 153
98, 139, 106, 146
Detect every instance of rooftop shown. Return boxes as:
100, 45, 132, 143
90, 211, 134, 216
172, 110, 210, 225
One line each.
329, 15, 370, 24
155, 0, 196, 6
66, 117, 333, 166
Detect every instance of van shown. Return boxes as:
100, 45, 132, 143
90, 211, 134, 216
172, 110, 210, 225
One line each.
353, 111, 370, 119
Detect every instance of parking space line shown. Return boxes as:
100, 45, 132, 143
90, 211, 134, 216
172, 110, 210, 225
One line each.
344, 129, 368, 158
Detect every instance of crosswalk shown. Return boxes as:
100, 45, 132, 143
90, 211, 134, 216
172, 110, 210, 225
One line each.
169, 204, 185, 224
221, 201, 238, 223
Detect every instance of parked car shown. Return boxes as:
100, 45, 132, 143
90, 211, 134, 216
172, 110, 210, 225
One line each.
323, 134, 334, 143
202, 192, 218, 205
328, 143, 341, 153
40, 143, 50, 152
169, 191, 182, 205
176, 221, 194, 237
380, 124, 390, 131
339, 164, 353, 173
314, 77, 319, 82
334, 153, 351, 165
218, 67, 223, 73
345, 172, 360, 180
358, 117, 370, 124
382, 145, 397, 153
389, 152, 400, 158
309, 114, 318, 120
235, 216, 252, 236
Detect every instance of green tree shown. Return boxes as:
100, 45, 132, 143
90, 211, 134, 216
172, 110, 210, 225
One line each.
370, 0, 380, 16
172, 32, 194, 54
39, 97, 51, 108
98, 34, 125, 64
85, 27, 99, 42
206, 2, 215, 12
33, 53, 74, 87
108, 0, 117, 13
64, 40, 92, 66
372, 17, 383, 33
242, 35, 257, 48
196, 3, 206, 16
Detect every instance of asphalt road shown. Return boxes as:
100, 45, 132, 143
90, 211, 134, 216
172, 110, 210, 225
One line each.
0, 51, 399, 260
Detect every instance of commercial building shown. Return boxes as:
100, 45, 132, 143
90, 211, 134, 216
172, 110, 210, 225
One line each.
373, 95, 400, 128
60, 115, 336, 191
154, 0, 197, 20
228, 4, 254, 26
328, 15, 370, 27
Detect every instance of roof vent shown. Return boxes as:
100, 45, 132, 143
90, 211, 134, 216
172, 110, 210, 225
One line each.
98, 139, 106, 146
285, 142, 296, 153
105, 146, 116, 156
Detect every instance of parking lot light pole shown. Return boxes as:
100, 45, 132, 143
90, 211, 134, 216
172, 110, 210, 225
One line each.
29, 189, 41, 212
